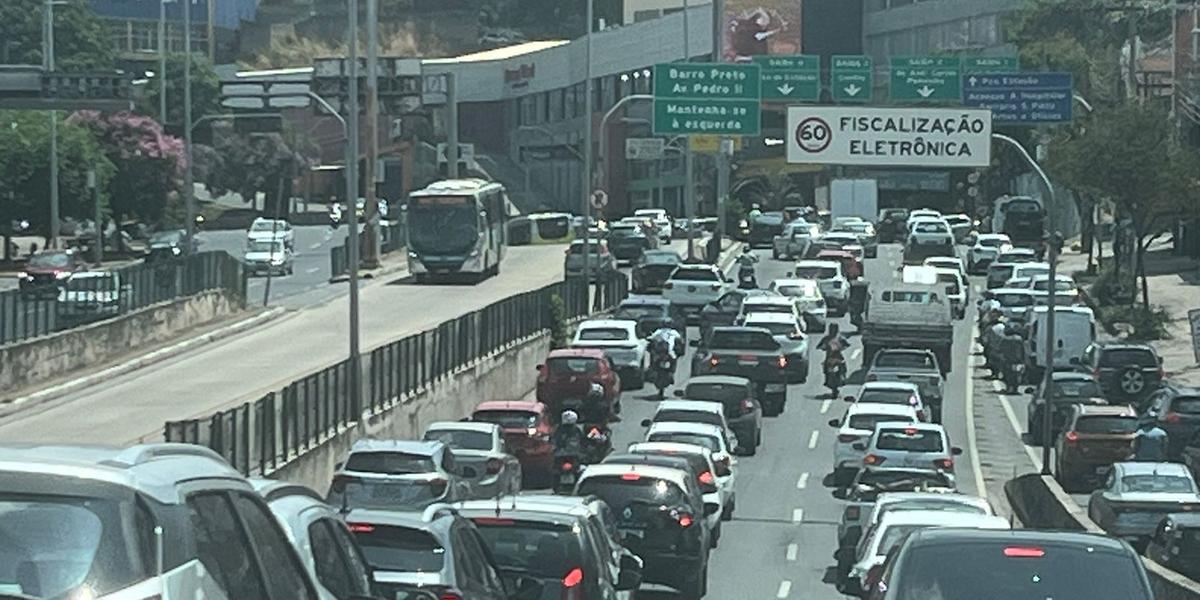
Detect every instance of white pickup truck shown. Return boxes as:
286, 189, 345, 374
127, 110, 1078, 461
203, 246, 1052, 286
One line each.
663, 264, 734, 320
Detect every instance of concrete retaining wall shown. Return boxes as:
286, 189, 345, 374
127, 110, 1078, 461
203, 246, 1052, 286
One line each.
1005, 473, 1200, 599
267, 332, 551, 492
0, 290, 243, 397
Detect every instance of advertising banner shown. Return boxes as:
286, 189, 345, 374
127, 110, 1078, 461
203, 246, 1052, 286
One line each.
723, 0, 803, 62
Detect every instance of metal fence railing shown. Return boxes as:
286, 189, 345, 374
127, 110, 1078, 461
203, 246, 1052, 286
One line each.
165, 270, 629, 475
0, 251, 246, 346
331, 220, 406, 278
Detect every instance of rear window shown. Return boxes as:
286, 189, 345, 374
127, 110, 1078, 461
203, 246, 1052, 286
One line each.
350, 524, 445, 572
423, 430, 492, 451
329, 478, 443, 511
647, 432, 719, 451
914, 222, 948, 234
1122, 475, 1196, 494
980, 238, 1007, 248
345, 452, 435, 474
642, 252, 681, 266
859, 389, 920, 407
875, 353, 936, 370
534, 217, 570, 239
670, 268, 720, 282
893, 541, 1151, 600
613, 305, 667, 321
876, 429, 944, 452
990, 265, 1016, 279
1074, 416, 1137, 434
577, 477, 687, 518
684, 382, 749, 404
546, 357, 600, 375
472, 410, 538, 429
881, 291, 934, 303
1173, 397, 1200, 414
774, 285, 813, 297
849, 413, 914, 431
877, 524, 924, 556
473, 520, 582, 580
996, 293, 1033, 307
708, 330, 778, 351
858, 470, 953, 489
1053, 380, 1101, 398
654, 409, 723, 427
746, 321, 798, 336
743, 302, 793, 315
578, 328, 631, 342
795, 266, 837, 280
568, 243, 601, 255
1099, 349, 1158, 368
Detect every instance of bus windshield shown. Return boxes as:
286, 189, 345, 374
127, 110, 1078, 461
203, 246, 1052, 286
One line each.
408, 197, 479, 255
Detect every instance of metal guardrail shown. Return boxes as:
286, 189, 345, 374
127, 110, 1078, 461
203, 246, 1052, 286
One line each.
0, 251, 246, 346
330, 221, 406, 277
165, 271, 629, 475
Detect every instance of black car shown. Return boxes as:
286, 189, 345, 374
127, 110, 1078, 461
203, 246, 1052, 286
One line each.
1025, 371, 1108, 444
677, 375, 763, 453
145, 229, 196, 261
575, 464, 714, 598
631, 250, 683, 293
1147, 513, 1200, 580
691, 326, 794, 415
601, 452, 723, 546
876, 208, 910, 244
611, 297, 687, 341
747, 212, 785, 248
1143, 383, 1200, 459
697, 288, 778, 342
865, 529, 1154, 600
605, 224, 654, 261
1079, 342, 1164, 403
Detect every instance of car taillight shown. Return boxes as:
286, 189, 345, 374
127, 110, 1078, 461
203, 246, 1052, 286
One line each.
671, 508, 695, 528
710, 356, 720, 367
621, 472, 641, 480
429, 478, 448, 497
1003, 546, 1045, 558
777, 356, 789, 368
741, 398, 755, 414
845, 506, 860, 520
562, 461, 575, 471
934, 458, 954, 470
710, 284, 721, 291
347, 522, 375, 533
1166, 412, 1182, 424
866, 373, 877, 382
664, 282, 674, 289
1092, 368, 1101, 380
838, 434, 859, 443
562, 567, 584, 600
863, 454, 884, 465
486, 458, 503, 474
1065, 431, 1080, 444
438, 588, 466, 600
698, 470, 715, 485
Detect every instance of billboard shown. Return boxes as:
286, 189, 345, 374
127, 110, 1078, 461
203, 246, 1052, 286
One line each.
786, 106, 993, 168
723, 0, 803, 62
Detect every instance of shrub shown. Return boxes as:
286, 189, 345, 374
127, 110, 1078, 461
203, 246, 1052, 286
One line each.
1089, 266, 1136, 306
1098, 304, 1172, 341
548, 293, 569, 349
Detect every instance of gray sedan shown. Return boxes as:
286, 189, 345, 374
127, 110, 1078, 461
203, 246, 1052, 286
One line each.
1089, 461, 1200, 548
423, 421, 523, 499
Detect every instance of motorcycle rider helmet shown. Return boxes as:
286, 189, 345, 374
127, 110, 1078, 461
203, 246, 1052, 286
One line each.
587, 383, 603, 400
562, 410, 579, 425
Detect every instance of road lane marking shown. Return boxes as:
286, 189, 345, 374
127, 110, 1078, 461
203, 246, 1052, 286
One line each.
965, 353, 988, 500
991, 380, 1004, 392
786, 544, 798, 561
305, 267, 320, 274
792, 508, 804, 523
820, 399, 831, 414
850, 347, 862, 360
777, 580, 792, 598
797, 472, 809, 489
997, 392, 1044, 469
808, 430, 820, 449
309, 242, 323, 249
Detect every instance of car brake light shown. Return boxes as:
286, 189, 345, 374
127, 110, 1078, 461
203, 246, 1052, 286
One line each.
904, 427, 919, 435
1166, 412, 1181, 424
845, 506, 861, 520
1065, 431, 1080, 444
486, 458, 503, 474
698, 471, 715, 485
347, 523, 375, 533
439, 588, 465, 600
621, 472, 641, 480
1003, 546, 1045, 558
563, 567, 584, 589
473, 517, 515, 525
738, 354, 756, 361
934, 458, 954, 470
670, 508, 695, 528
1092, 368, 1101, 380
864, 454, 884, 465
909, 395, 919, 406
741, 398, 755, 414
777, 356, 789, 368
562, 461, 575, 471
710, 356, 720, 367
838, 434, 859, 443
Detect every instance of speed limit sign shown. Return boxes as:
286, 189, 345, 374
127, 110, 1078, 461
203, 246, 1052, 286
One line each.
590, 189, 608, 210
794, 117, 832, 153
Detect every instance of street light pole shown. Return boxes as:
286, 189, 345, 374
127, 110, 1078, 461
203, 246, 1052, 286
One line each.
682, 0, 695, 260
582, 0, 593, 293
993, 132, 1058, 475
346, 0, 363, 416
713, 0, 728, 259
183, 0, 196, 252
159, 0, 168, 122
44, 0, 61, 249
363, 0, 380, 268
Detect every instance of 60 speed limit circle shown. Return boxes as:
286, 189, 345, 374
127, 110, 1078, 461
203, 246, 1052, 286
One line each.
794, 117, 832, 153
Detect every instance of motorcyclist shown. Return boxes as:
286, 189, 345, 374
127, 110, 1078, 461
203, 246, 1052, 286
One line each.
998, 322, 1027, 392
818, 323, 851, 356
1133, 417, 1169, 462
552, 410, 585, 454
747, 203, 763, 220
982, 309, 1006, 374
818, 324, 851, 392
649, 325, 684, 361
736, 247, 759, 287
330, 202, 344, 228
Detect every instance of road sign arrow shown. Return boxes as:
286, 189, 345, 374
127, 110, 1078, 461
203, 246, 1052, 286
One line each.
917, 85, 936, 98
843, 84, 862, 97
968, 76, 978, 86
777, 83, 795, 96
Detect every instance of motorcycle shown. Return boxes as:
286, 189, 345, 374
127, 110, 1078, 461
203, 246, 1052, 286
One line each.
649, 341, 676, 400
823, 353, 847, 397
737, 263, 757, 289
553, 449, 583, 494
581, 424, 612, 463
1002, 361, 1024, 393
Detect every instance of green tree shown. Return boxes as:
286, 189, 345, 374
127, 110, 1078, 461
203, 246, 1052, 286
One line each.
139, 53, 223, 132
193, 121, 316, 215
0, 110, 115, 238
0, 0, 114, 70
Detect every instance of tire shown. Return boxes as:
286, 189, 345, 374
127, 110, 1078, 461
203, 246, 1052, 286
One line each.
711, 522, 721, 548
756, 429, 763, 447
722, 498, 735, 521
680, 566, 707, 600
862, 344, 879, 366
626, 370, 644, 390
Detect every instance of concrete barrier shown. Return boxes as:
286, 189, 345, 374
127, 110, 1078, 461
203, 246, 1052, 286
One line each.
267, 331, 551, 491
0, 290, 243, 397
1005, 473, 1200, 599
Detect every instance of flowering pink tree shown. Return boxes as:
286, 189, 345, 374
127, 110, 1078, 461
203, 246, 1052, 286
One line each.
68, 111, 185, 225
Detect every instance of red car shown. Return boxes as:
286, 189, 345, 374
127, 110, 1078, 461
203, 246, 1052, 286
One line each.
471, 400, 555, 486
816, 249, 863, 280
535, 348, 621, 421
18, 249, 86, 298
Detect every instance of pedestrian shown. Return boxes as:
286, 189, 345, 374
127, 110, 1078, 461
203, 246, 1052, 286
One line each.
1133, 417, 1169, 462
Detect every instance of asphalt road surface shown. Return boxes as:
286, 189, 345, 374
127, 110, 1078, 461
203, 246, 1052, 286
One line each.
197, 225, 347, 309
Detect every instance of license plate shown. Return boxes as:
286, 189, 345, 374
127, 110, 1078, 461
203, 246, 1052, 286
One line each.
765, 383, 786, 392
559, 474, 576, 485
619, 528, 645, 540
738, 359, 758, 366
1095, 466, 1111, 476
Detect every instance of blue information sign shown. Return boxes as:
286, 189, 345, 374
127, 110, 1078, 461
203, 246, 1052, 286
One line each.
962, 72, 1073, 124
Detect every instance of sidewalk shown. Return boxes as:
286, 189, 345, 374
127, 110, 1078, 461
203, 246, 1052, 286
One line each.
1059, 244, 1200, 386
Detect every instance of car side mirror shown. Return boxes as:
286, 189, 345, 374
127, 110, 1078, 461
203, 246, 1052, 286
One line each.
951, 447, 964, 456
844, 395, 855, 403
640, 418, 653, 427
689, 339, 700, 347
536, 364, 545, 374
1025, 387, 1036, 395
833, 546, 854, 563
852, 442, 867, 451
673, 389, 685, 397
704, 502, 720, 517
334, 461, 344, 471
461, 466, 479, 478
828, 419, 840, 427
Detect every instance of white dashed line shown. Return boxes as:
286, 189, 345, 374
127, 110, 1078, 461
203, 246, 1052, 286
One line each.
305, 267, 320, 274
965, 353, 988, 499
792, 508, 805, 523
777, 580, 792, 598
820, 399, 832, 414
786, 544, 798, 561
808, 430, 820, 449
850, 348, 862, 360
309, 242, 323, 250
997, 391, 1044, 469
797, 472, 809, 489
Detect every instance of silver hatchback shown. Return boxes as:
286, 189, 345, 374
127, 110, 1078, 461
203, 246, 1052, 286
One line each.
855, 422, 962, 484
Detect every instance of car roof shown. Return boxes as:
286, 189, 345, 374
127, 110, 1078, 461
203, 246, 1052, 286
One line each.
743, 313, 799, 324
628, 441, 714, 459
454, 502, 581, 527
1162, 513, 1200, 527
657, 400, 724, 414
546, 348, 609, 359
577, 463, 691, 486
685, 375, 751, 386
647, 421, 725, 436
861, 381, 921, 392
771, 278, 819, 289
1075, 404, 1137, 417
710, 325, 774, 336
1051, 371, 1095, 382
673, 264, 719, 272
1114, 461, 1192, 477
249, 478, 326, 503
577, 319, 637, 330
874, 422, 945, 433
349, 439, 443, 456
345, 506, 457, 530
426, 421, 499, 434
906, 527, 1128, 551
744, 295, 797, 305
877, 509, 1009, 529
991, 288, 1036, 296
1000, 248, 1038, 256
978, 233, 1011, 240
847, 403, 920, 417
795, 259, 840, 268
619, 297, 671, 307
474, 400, 543, 413
877, 492, 990, 509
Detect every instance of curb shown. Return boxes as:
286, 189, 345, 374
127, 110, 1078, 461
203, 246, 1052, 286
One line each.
0, 307, 288, 414
328, 258, 409, 284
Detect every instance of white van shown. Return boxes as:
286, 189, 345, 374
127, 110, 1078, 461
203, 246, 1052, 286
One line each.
902, 265, 966, 318
1026, 305, 1096, 377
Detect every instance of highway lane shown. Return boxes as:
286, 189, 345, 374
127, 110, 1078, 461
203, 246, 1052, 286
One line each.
603, 243, 982, 599
197, 225, 346, 309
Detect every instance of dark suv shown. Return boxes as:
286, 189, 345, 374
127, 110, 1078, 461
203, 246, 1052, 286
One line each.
1079, 343, 1164, 403
678, 375, 763, 452
1143, 384, 1200, 459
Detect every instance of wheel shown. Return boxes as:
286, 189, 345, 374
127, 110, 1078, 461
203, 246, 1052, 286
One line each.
772, 247, 781, 260
722, 498, 735, 521
679, 567, 707, 600
711, 522, 721, 548
756, 429, 763, 447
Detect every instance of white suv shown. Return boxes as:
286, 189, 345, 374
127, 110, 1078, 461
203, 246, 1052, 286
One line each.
663, 264, 734, 319
792, 260, 849, 315
828, 403, 919, 485
967, 233, 1013, 274
634, 208, 673, 241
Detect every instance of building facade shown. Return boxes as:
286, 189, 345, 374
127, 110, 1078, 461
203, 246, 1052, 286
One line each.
863, 0, 1019, 60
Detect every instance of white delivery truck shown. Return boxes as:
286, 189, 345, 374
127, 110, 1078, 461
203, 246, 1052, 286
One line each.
1025, 305, 1096, 382
829, 179, 879, 224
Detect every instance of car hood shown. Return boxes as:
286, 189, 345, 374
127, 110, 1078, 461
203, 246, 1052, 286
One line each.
244, 251, 283, 262
374, 571, 447, 587
1108, 492, 1200, 504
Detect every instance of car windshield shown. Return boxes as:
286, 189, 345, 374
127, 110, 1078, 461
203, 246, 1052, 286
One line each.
685, 382, 749, 404
753, 213, 784, 226
546, 357, 600, 375
914, 223, 948, 233
860, 389, 920, 406
980, 238, 1008, 248
774, 284, 813, 297
329, 478, 443, 511
345, 451, 436, 474
0, 494, 153, 598
533, 216, 570, 239
858, 470, 952, 489
473, 520, 583, 580
850, 413, 914, 431
609, 226, 642, 238
423, 430, 492, 451
1053, 380, 1102, 398
472, 410, 538, 429
795, 266, 838, 280
671, 268, 719, 281
613, 305, 667, 320
996, 293, 1033, 307
568, 242, 603, 255
876, 524, 925, 556
250, 220, 285, 232
1032, 279, 1075, 292
578, 328, 630, 342
408, 199, 479, 255
1073, 416, 1137, 434
577, 477, 687, 518
876, 429, 944, 452
28, 252, 71, 268
350, 524, 445, 572
1121, 474, 1196, 494
248, 240, 284, 254
893, 541, 1150, 600
708, 330, 778, 350
655, 409, 723, 427
641, 252, 681, 266
1099, 349, 1158, 368
149, 230, 183, 244
647, 432, 719, 451
881, 500, 987, 518
875, 353, 936, 370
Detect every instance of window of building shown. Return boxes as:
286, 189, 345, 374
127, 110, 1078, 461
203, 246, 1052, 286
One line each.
633, 9, 661, 22
549, 89, 564, 122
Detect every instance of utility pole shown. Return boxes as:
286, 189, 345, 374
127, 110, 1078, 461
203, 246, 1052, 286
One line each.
183, 0, 196, 253
88, 169, 102, 265
346, 0, 363, 417
363, 0, 380, 267
682, 0, 695, 260
446, 74, 459, 178
581, 0, 594, 291
713, 0, 728, 258
44, 0, 60, 249
159, 0, 167, 122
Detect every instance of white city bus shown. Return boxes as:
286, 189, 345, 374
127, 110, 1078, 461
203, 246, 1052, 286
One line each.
406, 179, 507, 283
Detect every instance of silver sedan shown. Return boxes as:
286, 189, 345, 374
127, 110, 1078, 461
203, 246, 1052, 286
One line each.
422, 421, 523, 499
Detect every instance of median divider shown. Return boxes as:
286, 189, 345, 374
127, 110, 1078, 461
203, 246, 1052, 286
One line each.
1005, 473, 1200, 599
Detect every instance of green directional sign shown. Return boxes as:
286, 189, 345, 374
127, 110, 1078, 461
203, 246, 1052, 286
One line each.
964, 56, 1019, 73
890, 56, 961, 102
653, 62, 761, 135
753, 55, 820, 102
831, 55, 873, 103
